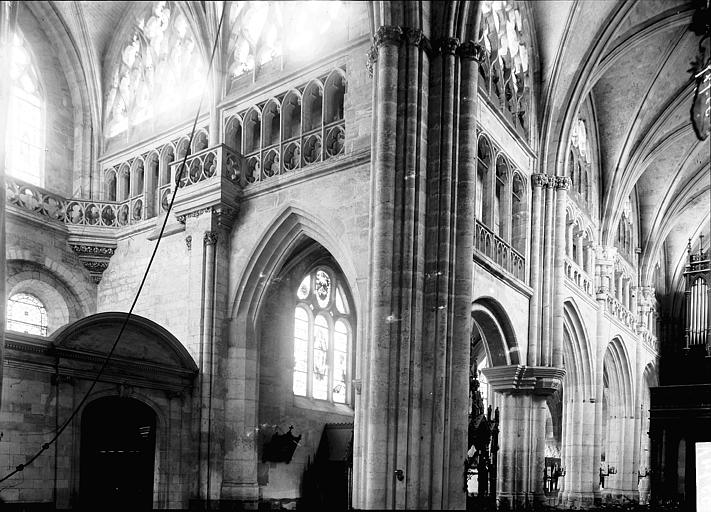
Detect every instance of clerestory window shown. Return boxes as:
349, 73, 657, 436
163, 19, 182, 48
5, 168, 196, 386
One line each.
7, 293, 48, 336
293, 267, 351, 404
104, 1, 204, 138
7, 31, 44, 186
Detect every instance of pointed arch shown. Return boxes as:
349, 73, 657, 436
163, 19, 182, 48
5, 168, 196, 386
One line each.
229, 206, 361, 331
603, 336, 634, 416
562, 299, 594, 396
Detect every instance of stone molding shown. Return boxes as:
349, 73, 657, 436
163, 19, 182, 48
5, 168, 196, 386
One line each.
480, 364, 566, 396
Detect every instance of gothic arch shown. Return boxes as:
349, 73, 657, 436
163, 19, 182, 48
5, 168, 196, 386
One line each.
562, 299, 594, 396
603, 336, 634, 416
471, 297, 520, 366
229, 206, 361, 340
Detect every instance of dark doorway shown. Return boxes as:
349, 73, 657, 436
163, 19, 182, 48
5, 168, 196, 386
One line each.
300, 423, 353, 510
80, 397, 157, 511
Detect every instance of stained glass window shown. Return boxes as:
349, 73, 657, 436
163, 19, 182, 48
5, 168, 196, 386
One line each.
226, 1, 346, 82
104, 1, 205, 138
478, 1, 531, 138
292, 267, 352, 403
7, 293, 48, 336
7, 31, 43, 186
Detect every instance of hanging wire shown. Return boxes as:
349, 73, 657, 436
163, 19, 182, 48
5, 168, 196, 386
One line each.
0, 5, 227, 486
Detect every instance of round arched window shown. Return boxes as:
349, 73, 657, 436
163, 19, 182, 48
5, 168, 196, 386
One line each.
293, 267, 352, 404
7, 293, 48, 336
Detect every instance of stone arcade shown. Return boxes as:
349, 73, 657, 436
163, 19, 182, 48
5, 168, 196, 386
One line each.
0, 1, 709, 510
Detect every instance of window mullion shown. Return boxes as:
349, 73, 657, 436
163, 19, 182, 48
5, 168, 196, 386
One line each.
307, 310, 314, 398
328, 315, 334, 402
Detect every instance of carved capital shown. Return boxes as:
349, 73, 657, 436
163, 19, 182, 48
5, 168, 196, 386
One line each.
531, 173, 549, 188
554, 176, 571, 191
403, 27, 423, 47
404, 27, 432, 54
437, 37, 460, 55
374, 25, 403, 48
594, 245, 617, 264
366, 44, 378, 77
457, 41, 485, 61
204, 231, 218, 246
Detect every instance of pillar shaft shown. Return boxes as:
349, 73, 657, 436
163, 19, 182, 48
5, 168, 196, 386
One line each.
540, 180, 556, 365
552, 176, 570, 368
527, 174, 547, 366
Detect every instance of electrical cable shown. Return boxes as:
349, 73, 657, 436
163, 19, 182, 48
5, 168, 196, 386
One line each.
0, 5, 227, 486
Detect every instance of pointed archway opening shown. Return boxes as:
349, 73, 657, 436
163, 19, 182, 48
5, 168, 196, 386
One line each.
79, 397, 157, 511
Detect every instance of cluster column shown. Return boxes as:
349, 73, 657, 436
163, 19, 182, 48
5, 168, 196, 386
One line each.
357, 25, 480, 510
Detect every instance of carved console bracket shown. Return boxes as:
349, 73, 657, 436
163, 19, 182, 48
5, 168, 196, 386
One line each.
172, 156, 242, 231
481, 365, 566, 396
69, 242, 117, 284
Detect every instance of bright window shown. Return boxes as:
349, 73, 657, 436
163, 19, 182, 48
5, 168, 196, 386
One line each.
104, 1, 205, 137
7, 293, 48, 336
226, 1, 345, 80
293, 267, 351, 404
478, 0, 531, 137
7, 31, 44, 186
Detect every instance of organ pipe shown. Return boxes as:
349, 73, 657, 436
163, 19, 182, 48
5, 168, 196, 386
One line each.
683, 238, 710, 350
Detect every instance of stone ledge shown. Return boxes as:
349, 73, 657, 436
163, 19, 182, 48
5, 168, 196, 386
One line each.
481, 364, 566, 396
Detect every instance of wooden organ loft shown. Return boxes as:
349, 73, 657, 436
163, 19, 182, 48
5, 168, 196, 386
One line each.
649, 237, 711, 511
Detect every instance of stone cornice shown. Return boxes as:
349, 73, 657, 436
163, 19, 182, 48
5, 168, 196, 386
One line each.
4, 332, 196, 392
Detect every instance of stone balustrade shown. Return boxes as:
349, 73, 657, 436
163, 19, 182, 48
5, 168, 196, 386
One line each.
242, 119, 345, 185
564, 257, 593, 296
641, 330, 659, 352
6, 176, 145, 228
474, 219, 526, 282
606, 294, 636, 329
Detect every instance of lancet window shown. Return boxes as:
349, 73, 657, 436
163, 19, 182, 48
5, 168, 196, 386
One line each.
616, 197, 634, 259
293, 267, 352, 404
568, 119, 592, 207
7, 293, 48, 336
104, 1, 204, 138
7, 31, 44, 186
478, 0, 531, 139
